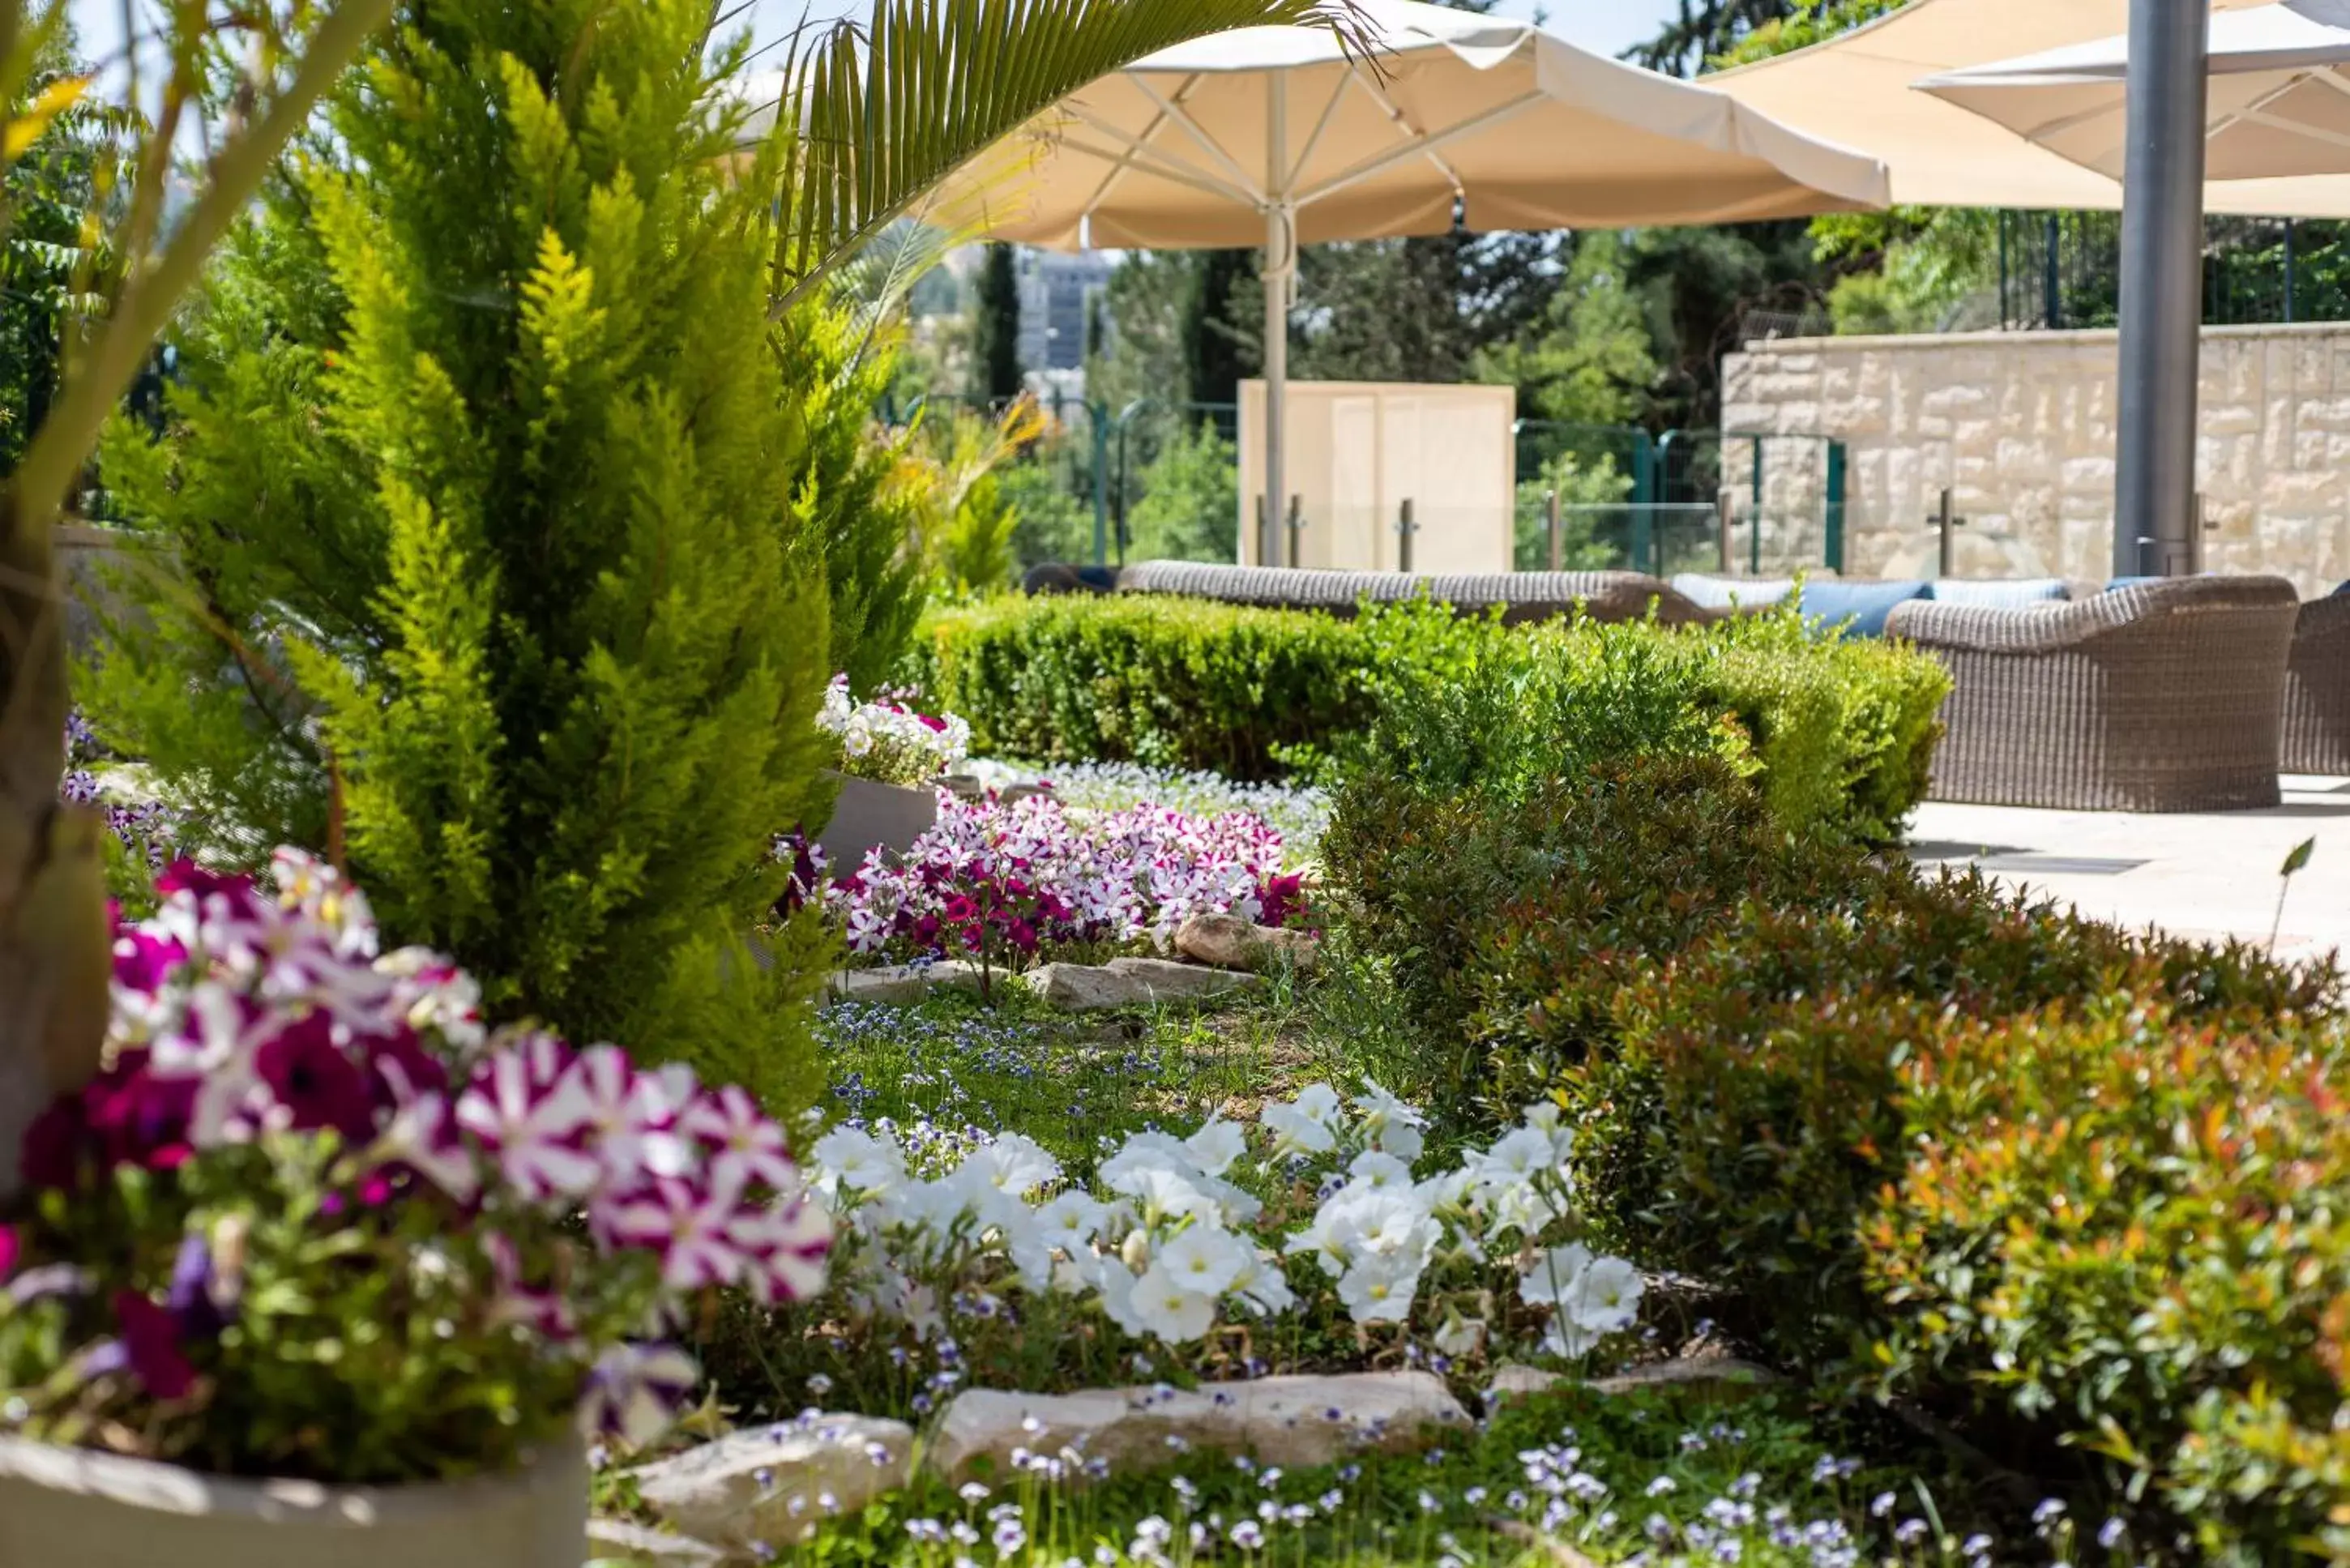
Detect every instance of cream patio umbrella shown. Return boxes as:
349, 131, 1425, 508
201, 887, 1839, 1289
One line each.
754, 0, 1889, 551
1916, 0, 2350, 179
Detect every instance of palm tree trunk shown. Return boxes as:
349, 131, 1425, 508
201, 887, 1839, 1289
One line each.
0, 498, 112, 1203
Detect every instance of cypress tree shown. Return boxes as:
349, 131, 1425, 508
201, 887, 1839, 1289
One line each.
972, 241, 1024, 401
84, 0, 835, 1109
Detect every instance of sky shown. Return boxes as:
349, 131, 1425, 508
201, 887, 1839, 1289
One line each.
70, 0, 1693, 89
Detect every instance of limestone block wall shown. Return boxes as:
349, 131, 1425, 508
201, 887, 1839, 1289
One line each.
1720, 323, 2350, 596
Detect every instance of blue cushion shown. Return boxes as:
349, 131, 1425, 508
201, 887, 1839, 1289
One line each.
1797, 579, 1930, 639
1924, 578, 2071, 609
1670, 573, 1795, 610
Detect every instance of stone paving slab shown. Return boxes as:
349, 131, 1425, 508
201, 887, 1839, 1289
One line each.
1906, 775, 2350, 963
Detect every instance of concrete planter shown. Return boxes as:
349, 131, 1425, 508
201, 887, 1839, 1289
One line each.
0, 1433, 586, 1568
814, 774, 938, 874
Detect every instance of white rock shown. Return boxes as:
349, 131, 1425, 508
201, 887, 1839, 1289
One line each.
1023, 959, 1261, 1010
927, 1373, 1468, 1481
634, 1414, 912, 1549
1100, 956, 1263, 998
585, 1518, 726, 1566
1485, 1356, 1780, 1407
827, 967, 930, 1005
1173, 913, 1319, 974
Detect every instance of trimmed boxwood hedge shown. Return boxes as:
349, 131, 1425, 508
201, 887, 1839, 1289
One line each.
909, 592, 1949, 844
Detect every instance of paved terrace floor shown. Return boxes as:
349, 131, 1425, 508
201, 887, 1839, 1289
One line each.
1908, 777, 2350, 966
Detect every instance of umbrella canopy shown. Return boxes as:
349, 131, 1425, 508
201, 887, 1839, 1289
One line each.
1705, 0, 2350, 215
1918, 0, 2350, 178
949, 0, 1890, 249
741, 0, 1887, 559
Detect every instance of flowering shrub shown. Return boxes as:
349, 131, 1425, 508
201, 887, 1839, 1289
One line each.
58, 708, 178, 904
827, 794, 1302, 963
0, 852, 829, 1483
960, 759, 1331, 862
799, 1082, 1639, 1377
820, 674, 971, 787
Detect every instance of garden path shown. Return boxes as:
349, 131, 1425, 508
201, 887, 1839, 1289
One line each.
1908, 778, 2350, 964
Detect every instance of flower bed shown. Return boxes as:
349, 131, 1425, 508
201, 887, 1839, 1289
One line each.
819, 675, 972, 787
0, 852, 828, 1483
825, 793, 1303, 964
962, 758, 1332, 863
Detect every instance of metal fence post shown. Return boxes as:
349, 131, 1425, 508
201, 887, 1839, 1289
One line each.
1716, 489, 1736, 572
1545, 489, 1562, 572
1396, 498, 1416, 572
1824, 440, 1848, 575
1284, 493, 1303, 568
1749, 438, 1765, 576
1255, 494, 1270, 566
1925, 487, 1968, 577
1090, 400, 1110, 567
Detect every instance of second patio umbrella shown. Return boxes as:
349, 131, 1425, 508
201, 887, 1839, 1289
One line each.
805, 0, 1891, 549
1917, 0, 2350, 179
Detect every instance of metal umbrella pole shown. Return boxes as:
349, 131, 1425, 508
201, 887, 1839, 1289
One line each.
2112, 0, 2211, 578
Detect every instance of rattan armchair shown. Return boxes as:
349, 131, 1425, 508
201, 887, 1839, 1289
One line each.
2284, 592, 2350, 775
1111, 562, 1714, 626
1883, 575, 2299, 812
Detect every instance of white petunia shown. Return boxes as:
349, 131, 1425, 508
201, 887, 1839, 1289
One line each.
1518, 1242, 1594, 1309
1345, 1149, 1415, 1193
1521, 1101, 1577, 1164
1227, 1250, 1297, 1317
1476, 1126, 1558, 1189
1291, 1083, 1343, 1126
811, 1126, 906, 1196
1559, 1254, 1644, 1334
1354, 1079, 1429, 1162
1032, 1190, 1108, 1248
972, 1132, 1062, 1198
1335, 1252, 1421, 1324
1432, 1313, 1485, 1358
1129, 1263, 1219, 1343
1183, 1117, 1249, 1178
1259, 1100, 1336, 1158
1156, 1224, 1249, 1297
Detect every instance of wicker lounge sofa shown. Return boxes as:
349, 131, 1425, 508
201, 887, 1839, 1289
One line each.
1111, 561, 1714, 626
2284, 590, 2350, 775
1883, 575, 2299, 812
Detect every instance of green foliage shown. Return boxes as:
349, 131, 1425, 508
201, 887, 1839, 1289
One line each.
1869, 1004, 2350, 1566
909, 594, 1495, 781
1476, 232, 1659, 429
1704, 0, 1911, 67
972, 242, 1023, 402
1000, 456, 1094, 570
83, 0, 832, 1113
1125, 419, 1237, 563
780, 305, 931, 694
1510, 451, 1631, 571
914, 596, 1948, 840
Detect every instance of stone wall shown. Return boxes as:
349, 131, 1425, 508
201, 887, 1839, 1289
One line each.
1720, 322, 2350, 596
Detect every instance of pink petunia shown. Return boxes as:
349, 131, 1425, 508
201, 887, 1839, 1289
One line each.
681, 1084, 797, 1192
600, 1170, 755, 1292
455, 1032, 601, 1203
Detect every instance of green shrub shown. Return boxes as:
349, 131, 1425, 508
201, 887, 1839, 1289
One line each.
1872, 1006, 2350, 1566
915, 592, 1947, 840
912, 593, 1493, 781
1570, 884, 2331, 1377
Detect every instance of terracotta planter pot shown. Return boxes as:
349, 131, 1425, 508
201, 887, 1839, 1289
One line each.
814, 774, 938, 874
0, 1433, 586, 1568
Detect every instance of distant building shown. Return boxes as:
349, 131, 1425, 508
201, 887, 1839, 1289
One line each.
1016, 250, 1113, 373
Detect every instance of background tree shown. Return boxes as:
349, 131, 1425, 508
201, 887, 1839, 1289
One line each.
972, 241, 1023, 400
1182, 249, 1260, 407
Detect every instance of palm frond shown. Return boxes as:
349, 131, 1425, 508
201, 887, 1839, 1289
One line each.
767, 0, 1364, 314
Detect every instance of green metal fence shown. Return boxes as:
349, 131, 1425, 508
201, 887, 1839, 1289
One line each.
889, 395, 1847, 577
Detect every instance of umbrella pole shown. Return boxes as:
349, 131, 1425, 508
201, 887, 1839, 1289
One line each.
2112, 0, 2210, 578
1264, 203, 1291, 568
